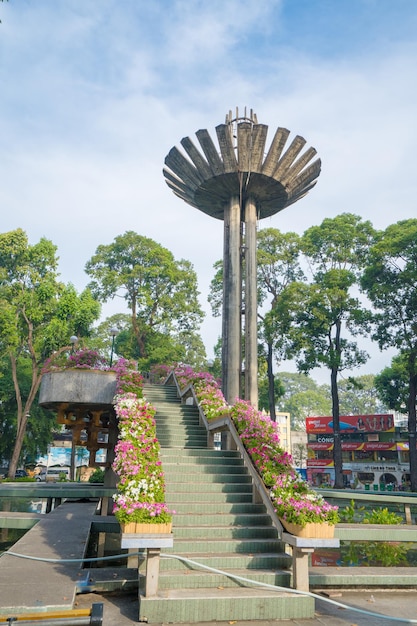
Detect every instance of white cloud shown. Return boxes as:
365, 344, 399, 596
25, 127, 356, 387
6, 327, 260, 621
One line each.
1, 0, 417, 376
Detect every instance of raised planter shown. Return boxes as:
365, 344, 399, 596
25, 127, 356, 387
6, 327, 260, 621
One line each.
39, 369, 117, 409
120, 522, 172, 534
279, 518, 335, 538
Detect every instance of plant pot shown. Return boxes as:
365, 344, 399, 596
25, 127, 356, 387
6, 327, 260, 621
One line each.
279, 518, 334, 538
121, 522, 172, 534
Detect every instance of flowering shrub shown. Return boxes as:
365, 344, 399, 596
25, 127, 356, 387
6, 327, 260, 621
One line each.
172, 365, 338, 528
174, 364, 229, 420
149, 364, 173, 384
112, 393, 173, 524
270, 472, 339, 526
112, 358, 144, 396
42, 349, 109, 373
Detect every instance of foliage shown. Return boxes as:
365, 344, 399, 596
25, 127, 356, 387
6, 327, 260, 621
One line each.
274, 372, 331, 430
341, 504, 406, 566
42, 349, 144, 398
338, 499, 365, 523
88, 468, 105, 483
0, 357, 56, 467
0, 228, 101, 477
271, 472, 339, 526
42, 349, 108, 373
112, 394, 173, 524
112, 365, 173, 525
85, 231, 205, 367
280, 214, 375, 488
361, 219, 417, 491
363, 508, 403, 525
338, 374, 390, 416
363, 541, 407, 567
172, 365, 338, 527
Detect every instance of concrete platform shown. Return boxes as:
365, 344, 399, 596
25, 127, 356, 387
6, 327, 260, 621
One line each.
75, 589, 417, 626
0, 500, 96, 615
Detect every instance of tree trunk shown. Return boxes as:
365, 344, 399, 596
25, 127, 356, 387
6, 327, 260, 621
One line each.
267, 340, 276, 421
331, 365, 344, 489
331, 319, 344, 489
8, 353, 42, 478
408, 367, 417, 492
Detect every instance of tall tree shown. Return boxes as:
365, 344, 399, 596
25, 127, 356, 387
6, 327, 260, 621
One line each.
361, 219, 417, 491
85, 232, 205, 367
282, 214, 375, 488
0, 357, 55, 467
0, 229, 100, 476
257, 229, 304, 419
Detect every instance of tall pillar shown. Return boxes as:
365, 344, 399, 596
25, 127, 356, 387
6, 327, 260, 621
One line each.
222, 195, 241, 404
244, 196, 258, 408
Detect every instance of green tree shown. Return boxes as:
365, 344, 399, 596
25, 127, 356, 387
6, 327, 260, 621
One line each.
0, 229, 100, 477
274, 371, 332, 429
361, 219, 417, 491
338, 374, 390, 416
283, 214, 375, 488
374, 355, 409, 412
257, 228, 304, 419
85, 232, 205, 369
0, 358, 55, 467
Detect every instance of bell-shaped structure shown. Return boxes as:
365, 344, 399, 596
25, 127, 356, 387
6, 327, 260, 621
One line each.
163, 109, 321, 407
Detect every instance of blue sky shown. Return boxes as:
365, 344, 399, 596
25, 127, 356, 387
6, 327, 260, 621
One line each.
1, 0, 417, 380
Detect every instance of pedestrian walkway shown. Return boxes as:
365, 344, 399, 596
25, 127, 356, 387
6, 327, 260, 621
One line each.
0, 500, 96, 615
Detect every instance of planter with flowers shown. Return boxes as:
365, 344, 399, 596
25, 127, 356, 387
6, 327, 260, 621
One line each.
112, 392, 174, 533
169, 365, 338, 538
42, 348, 173, 532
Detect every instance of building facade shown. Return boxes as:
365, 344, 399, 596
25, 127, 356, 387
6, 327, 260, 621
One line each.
306, 414, 411, 491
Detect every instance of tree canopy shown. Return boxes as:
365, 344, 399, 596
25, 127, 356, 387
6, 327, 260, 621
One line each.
0, 229, 100, 476
85, 231, 206, 370
361, 219, 417, 490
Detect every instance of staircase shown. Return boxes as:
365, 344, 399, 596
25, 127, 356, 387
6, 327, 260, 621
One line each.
141, 382, 314, 623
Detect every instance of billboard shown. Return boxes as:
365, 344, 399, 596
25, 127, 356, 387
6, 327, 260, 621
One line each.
306, 414, 394, 434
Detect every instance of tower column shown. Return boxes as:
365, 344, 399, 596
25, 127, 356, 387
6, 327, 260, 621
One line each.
244, 196, 258, 408
222, 195, 241, 404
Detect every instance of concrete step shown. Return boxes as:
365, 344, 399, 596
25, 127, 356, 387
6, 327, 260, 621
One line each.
139, 588, 313, 623
172, 524, 278, 539
171, 512, 274, 526
165, 481, 253, 493
163, 537, 284, 554
155, 568, 291, 590
166, 491, 253, 503
167, 501, 266, 514
159, 552, 291, 572
139, 381, 311, 623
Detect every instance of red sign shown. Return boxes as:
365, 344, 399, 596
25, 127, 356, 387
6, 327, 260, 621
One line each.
307, 458, 334, 467
306, 414, 394, 434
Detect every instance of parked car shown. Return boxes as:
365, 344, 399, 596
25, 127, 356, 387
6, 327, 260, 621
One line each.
0, 468, 28, 478
15, 469, 28, 478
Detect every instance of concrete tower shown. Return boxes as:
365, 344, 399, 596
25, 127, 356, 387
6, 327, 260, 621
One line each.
163, 108, 321, 408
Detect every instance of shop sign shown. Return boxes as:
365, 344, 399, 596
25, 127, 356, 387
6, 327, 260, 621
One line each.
307, 458, 334, 467
306, 414, 394, 434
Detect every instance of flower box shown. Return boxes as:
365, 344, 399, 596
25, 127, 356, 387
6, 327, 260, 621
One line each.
279, 518, 334, 538
121, 522, 172, 534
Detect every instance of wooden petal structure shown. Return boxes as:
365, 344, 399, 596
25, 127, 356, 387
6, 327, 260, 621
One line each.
163, 109, 321, 408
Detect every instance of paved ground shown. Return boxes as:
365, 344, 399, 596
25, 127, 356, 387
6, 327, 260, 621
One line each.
75, 589, 417, 625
